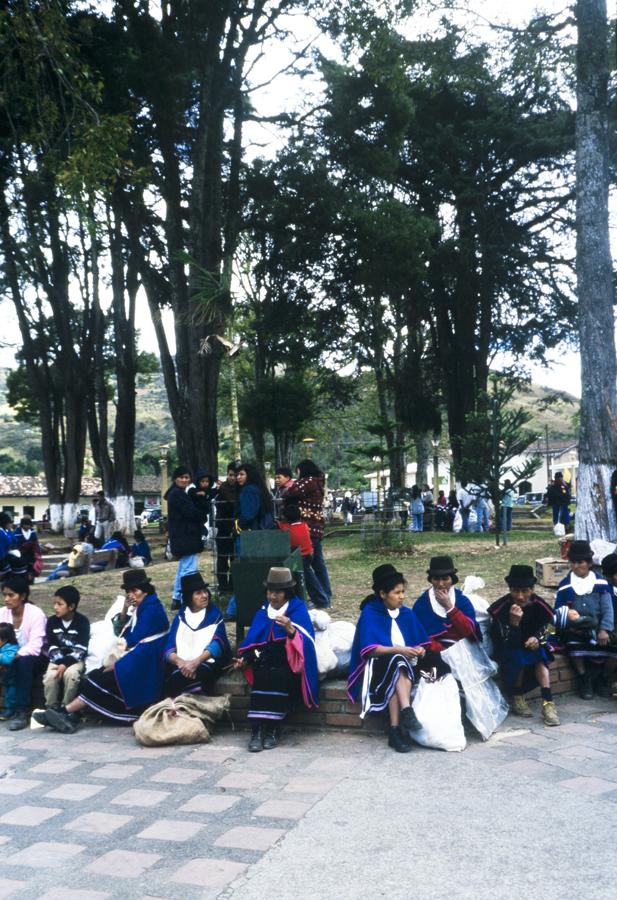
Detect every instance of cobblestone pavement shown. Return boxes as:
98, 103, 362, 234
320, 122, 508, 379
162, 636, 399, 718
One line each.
2, 694, 617, 898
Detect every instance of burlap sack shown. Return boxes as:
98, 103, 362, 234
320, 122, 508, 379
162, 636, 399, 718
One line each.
133, 693, 231, 747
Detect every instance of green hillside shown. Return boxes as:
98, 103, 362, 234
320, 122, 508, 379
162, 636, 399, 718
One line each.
0, 367, 578, 482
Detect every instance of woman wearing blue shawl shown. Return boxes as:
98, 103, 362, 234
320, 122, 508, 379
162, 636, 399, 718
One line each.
43, 570, 169, 733
165, 572, 230, 697
234, 567, 318, 752
413, 556, 480, 663
348, 565, 432, 753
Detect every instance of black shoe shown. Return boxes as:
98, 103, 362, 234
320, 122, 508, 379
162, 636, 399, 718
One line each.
31, 710, 49, 727
578, 673, 593, 700
400, 705, 422, 736
248, 726, 263, 753
8, 714, 29, 731
262, 727, 279, 751
595, 675, 611, 699
388, 725, 413, 753
45, 708, 77, 734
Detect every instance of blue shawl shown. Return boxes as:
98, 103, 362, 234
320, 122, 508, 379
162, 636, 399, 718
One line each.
239, 595, 319, 709
347, 598, 429, 702
165, 602, 231, 661
555, 571, 611, 608
115, 592, 169, 709
413, 588, 479, 641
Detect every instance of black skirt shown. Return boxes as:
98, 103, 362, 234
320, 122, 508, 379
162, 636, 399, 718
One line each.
79, 667, 146, 723
164, 659, 224, 698
248, 641, 298, 722
360, 653, 415, 718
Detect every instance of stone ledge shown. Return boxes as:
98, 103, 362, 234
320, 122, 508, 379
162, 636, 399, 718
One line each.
213, 653, 579, 731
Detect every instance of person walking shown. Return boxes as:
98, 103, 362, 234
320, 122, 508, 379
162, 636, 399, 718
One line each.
93, 491, 116, 545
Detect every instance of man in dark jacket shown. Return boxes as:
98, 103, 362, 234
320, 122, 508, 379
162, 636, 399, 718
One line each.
165, 466, 205, 609
546, 472, 571, 526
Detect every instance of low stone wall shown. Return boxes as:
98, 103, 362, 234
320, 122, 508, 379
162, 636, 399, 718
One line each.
212, 652, 578, 731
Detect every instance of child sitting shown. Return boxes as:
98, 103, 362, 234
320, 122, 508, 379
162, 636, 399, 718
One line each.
488, 565, 559, 726
34, 587, 90, 721
555, 540, 615, 699
130, 530, 152, 566
277, 505, 317, 606
0, 622, 19, 720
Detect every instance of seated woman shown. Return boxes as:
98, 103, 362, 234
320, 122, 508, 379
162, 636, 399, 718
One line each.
165, 572, 230, 697
412, 556, 479, 661
488, 565, 559, 726
42, 569, 169, 733
94, 531, 130, 569
130, 530, 152, 566
348, 564, 431, 753
554, 540, 615, 700
234, 567, 318, 752
0, 575, 47, 730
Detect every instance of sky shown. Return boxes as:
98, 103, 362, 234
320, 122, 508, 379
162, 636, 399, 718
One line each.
1, 0, 609, 401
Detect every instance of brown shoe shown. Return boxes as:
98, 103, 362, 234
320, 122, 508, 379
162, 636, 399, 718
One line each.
542, 700, 560, 727
512, 695, 533, 717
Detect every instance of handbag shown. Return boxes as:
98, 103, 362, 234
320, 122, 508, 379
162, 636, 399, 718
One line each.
133, 693, 231, 746
411, 671, 466, 752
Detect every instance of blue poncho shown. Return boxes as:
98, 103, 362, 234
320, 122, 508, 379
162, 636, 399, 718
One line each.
347, 597, 429, 702
413, 588, 479, 642
165, 602, 231, 661
239, 596, 319, 709
114, 593, 169, 709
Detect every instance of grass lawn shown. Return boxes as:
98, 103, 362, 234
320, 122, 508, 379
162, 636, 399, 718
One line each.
29, 528, 559, 628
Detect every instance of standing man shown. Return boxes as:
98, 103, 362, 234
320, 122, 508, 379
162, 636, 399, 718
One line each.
273, 466, 295, 519
93, 491, 116, 545
546, 472, 571, 527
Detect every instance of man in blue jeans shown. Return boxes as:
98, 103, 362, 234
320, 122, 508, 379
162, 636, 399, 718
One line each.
546, 472, 571, 526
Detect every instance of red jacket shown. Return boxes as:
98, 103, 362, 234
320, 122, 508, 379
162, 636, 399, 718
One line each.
278, 521, 313, 557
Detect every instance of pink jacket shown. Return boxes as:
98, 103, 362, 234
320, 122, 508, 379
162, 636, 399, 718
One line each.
0, 603, 47, 656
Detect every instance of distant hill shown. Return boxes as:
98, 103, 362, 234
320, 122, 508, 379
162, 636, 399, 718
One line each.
0, 366, 578, 477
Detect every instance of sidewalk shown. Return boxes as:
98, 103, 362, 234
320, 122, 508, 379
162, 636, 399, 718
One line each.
1, 694, 617, 898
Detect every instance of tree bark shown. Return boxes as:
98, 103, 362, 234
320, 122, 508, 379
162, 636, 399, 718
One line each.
574, 0, 617, 541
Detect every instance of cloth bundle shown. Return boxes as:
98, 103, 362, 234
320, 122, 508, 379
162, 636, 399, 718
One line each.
133, 693, 231, 746
308, 609, 355, 679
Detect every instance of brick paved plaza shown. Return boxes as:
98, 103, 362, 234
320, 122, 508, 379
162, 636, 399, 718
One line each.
1, 694, 617, 899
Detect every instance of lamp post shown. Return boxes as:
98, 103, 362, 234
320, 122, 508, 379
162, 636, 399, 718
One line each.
158, 446, 169, 516
431, 437, 440, 497
372, 454, 383, 510
302, 437, 316, 458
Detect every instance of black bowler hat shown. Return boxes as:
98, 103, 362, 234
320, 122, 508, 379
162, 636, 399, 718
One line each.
180, 572, 211, 603
427, 555, 458, 584
567, 540, 593, 562
122, 568, 153, 592
505, 565, 536, 589
372, 564, 405, 594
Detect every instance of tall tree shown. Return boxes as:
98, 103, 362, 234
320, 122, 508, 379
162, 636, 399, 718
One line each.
573, 0, 617, 540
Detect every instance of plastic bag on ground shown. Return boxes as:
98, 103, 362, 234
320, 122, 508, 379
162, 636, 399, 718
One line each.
441, 638, 509, 740
133, 693, 231, 746
411, 672, 466, 752
452, 510, 463, 533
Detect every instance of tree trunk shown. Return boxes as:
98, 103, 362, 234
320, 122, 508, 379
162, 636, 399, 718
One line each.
414, 432, 431, 488
574, 0, 617, 541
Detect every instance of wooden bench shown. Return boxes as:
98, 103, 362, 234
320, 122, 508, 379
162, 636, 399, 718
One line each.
38, 548, 118, 581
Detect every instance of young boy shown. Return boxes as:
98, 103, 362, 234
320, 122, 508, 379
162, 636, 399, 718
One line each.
0, 622, 19, 720
555, 540, 615, 699
39, 586, 90, 715
488, 565, 559, 726
278, 504, 328, 608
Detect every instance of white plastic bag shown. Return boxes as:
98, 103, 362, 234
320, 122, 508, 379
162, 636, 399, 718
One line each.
329, 621, 355, 674
591, 539, 617, 567
553, 523, 566, 537
462, 575, 493, 657
452, 510, 463, 533
441, 638, 509, 740
411, 672, 466, 752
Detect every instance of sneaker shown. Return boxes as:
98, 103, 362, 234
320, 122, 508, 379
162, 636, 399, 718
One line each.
262, 727, 280, 751
248, 727, 263, 753
0, 710, 14, 721
45, 708, 77, 734
512, 695, 533, 717
8, 714, 29, 731
400, 705, 422, 736
388, 725, 413, 753
542, 700, 560, 726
